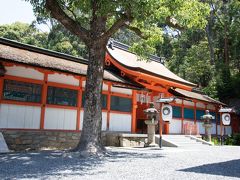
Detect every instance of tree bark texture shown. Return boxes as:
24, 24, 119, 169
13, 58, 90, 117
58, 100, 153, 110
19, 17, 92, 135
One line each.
73, 18, 108, 156
73, 41, 107, 155
45, 0, 130, 156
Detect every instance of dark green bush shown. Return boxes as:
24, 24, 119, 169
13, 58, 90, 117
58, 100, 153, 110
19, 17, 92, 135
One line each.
224, 134, 240, 145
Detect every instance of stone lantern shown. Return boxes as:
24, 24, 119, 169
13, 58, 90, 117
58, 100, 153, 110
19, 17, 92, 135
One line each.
201, 110, 215, 142
144, 102, 159, 147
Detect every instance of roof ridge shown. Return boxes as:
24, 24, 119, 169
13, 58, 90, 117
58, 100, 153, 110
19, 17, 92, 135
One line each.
0, 37, 88, 64
108, 39, 164, 64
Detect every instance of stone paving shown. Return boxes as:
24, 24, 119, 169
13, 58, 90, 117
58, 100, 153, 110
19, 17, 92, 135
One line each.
0, 145, 240, 180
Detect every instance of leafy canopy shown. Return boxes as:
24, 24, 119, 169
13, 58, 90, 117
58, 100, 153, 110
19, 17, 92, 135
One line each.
26, 0, 209, 57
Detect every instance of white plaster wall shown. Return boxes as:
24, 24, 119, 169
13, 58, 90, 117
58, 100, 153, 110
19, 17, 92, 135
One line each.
196, 102, 205, 108
44, 108, 77, 130
207, 104, 216, 110
197, 122, 205, 134
211, 123, 217, 134
102, 83, 108, 91
109, 113, 131, 132
216, 125, 231, 135
175, 98, 182, 104
217, 125, 221, 135
225, 126, 232, 135
183, 100, 194, 106
48, 73, 79, 86
111, 86, 132, 95
5, 66, 44, 80
0, 104, 40, 129
80, 110, 107, 131
169, 119, 182, 134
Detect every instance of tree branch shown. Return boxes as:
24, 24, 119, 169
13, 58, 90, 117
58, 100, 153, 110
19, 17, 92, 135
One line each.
126, 26, 148, 39
45, 0, 90, 44
165, 16, 185, 31
101, 9, 133, 40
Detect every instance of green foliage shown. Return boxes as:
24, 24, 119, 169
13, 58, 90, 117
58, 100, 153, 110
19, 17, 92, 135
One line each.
25, 0, 209, 59
47, 24, 87, 58
225, 134, 240, 146
0, 22, 87, 58
211, 137, 220, 145
0, 22, 48, 48
156, 0, 240, 102
182, 41, 213, 87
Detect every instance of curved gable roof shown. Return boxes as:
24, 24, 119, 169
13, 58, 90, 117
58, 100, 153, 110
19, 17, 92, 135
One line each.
106, 45, 196, 88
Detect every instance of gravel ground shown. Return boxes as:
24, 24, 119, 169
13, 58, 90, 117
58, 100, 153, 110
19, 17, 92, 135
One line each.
0, 145, 240, 180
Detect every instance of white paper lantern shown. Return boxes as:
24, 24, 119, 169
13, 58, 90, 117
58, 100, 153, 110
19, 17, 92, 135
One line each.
222, 113, 231, 126
161, 104, 172, 122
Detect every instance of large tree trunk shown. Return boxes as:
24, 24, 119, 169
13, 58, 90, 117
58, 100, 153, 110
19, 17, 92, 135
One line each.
73, 40, 107, 156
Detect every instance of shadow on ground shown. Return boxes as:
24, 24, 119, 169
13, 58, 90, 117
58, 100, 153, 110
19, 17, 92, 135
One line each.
179, 159, 240, 178
0, 149, 164, 179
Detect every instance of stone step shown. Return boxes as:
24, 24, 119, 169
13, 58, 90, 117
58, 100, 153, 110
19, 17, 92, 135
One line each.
156, 135, 211, 148
0, 132, 9, 153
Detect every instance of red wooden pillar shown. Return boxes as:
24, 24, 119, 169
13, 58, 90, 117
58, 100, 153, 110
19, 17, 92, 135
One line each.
164, 122, 170, 134
76, 78, 82, 131
159, 102, 163, 136
181, 99, 184, 134
40, 72, 48, 130
131, 90, 137, 133
0, 76, 3, 102
215, 105, 219, 135
194, 101, 197, 124
220, 111, 223, 136
107, 83, 111, 130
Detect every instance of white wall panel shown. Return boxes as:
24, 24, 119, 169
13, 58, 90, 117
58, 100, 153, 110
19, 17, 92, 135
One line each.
169, 119, 182, 134
207, 104, 216, 110
109, 113, 131, 132
0, 104, 40, 129
102, 112, 107, 131
196, 102, 205, 108
5, 66, 44, 80
211, 123, 216, 134
184, 100, 194, 106
48, 73, 79, 86
217, 125, 221, 135
175, 98, 182, 104
80, 110, 107, 131
82, 81, 86, 88
197, 122, 205, 134
44, 108, 76, 130
225, 126, 232, 135
102, 83, 108, 91
216, 125, 231, 135
111, 86, 132, 95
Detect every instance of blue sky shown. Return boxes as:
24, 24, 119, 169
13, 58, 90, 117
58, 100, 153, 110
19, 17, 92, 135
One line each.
0, 0, 49, 31
0, 0, 35, 25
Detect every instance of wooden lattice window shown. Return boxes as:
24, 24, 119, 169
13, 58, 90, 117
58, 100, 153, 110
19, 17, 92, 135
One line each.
3, 79, 42, 103
110, 96, 132, 112
47, 86, 77, 107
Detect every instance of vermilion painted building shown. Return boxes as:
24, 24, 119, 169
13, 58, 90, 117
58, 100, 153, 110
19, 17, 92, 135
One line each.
0, 38, 236, 150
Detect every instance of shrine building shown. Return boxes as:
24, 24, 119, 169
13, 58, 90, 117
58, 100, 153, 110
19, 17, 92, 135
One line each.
0, 38, 237, 150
